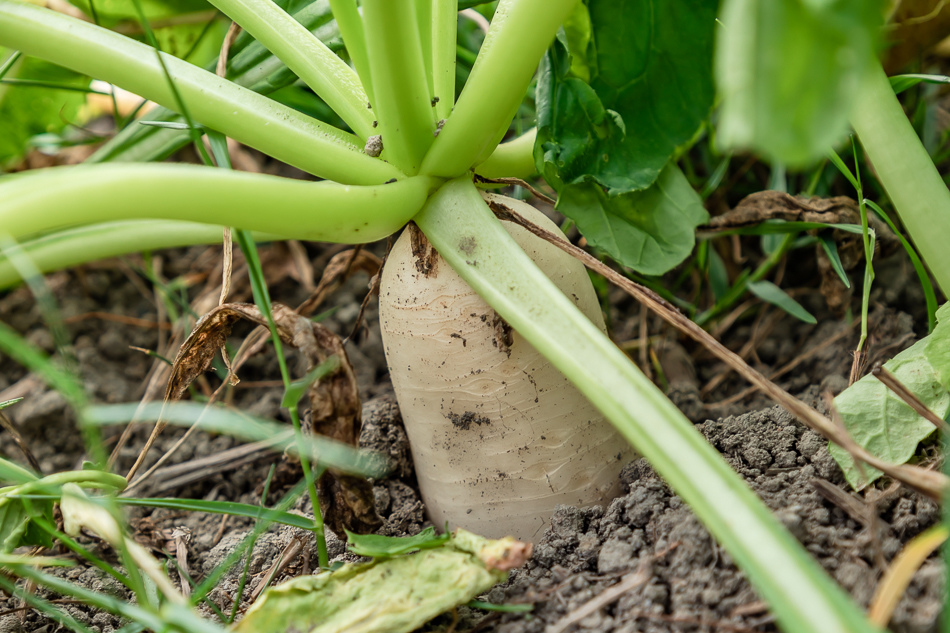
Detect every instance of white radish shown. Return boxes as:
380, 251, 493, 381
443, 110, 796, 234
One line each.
379, 192, 635, 541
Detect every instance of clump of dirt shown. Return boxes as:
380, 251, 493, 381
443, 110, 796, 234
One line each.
491, 396, 942, 633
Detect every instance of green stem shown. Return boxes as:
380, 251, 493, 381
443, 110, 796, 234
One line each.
90, 0, 342, 165
234, 230, 328, 569
208, 0, 374, 139
0, 221, 282, 290
850, 60, 950, 296
362, 0, 437, 174
474, 127, 537, 179
0, 1, 396, 184
1, 471, 127, 497
851, 145, 873, 358
421, 0, 578, 178
328, 0, 373, 104
431, 0, 457, 121
416, 0, 434, 101
416, 176, 879, 633
0, 164, 437, 243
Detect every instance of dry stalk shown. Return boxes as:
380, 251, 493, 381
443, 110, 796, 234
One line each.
490, 201, 949, 501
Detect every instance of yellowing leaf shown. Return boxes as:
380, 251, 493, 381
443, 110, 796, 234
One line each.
232, 530, 531, 633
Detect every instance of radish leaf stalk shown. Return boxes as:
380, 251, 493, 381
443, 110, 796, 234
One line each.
328, 0, 374, 105
0, 0, 395, 184
850, 61, 950, 296
362, 0, 436, 174
415, 176, 881, 633
431, 0, 457, 121
204, 0, 375, 138
0, 164, 436, 244
421, 0, 580, 177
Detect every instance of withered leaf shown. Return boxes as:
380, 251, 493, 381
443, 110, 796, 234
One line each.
168, 302, 382, 536
704, 191, 899, 317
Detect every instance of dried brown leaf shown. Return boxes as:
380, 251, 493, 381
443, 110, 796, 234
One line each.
705, 191, 898, 317
166, 302, 382, 536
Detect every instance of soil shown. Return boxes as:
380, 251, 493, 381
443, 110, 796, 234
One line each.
0, 226, 944, 632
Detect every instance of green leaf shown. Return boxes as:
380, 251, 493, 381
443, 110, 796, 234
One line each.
233, 530, 520, 633
711, 220, 864, 237
0, 457, 38, 485
0, 55, 89, 168
110, 497, 318, 530
555, 165, 709, 275
344, 526, 450, 559
707, 247, 729, 300
0, 495, 53, 553
536, 0, 718, 194
0, 397, 21, 410
830, 303, 950, 488
0, 498, 29, 553
924, 303, 950, 390
139, 120, 205, 130
890, 73, 950, 95
715, 0, 883, 166
281, 356, 339, 410
746, 280, 817, 324
818, 232, 851, 288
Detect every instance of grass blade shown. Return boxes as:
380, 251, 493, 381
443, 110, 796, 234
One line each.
747, 280, 817, 324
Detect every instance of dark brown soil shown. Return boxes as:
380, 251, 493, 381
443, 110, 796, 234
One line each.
0, 237, 943, 633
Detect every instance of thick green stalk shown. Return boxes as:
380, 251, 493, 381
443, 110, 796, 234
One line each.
416, 0, 434, 100
431, 0, 457, 121
228, 0, 339, 76
0, 164, 436, 242
207, 0, 374, 139
421, 0, 578, 177
851, 61, 950, 295
0, 1, 396, 185
0, 221, 281, 290
362, 0, 437, 174
475, 127, 537, 179
416, 177, 879, 633
90, 3, 343, 165
328, 0, 374, 104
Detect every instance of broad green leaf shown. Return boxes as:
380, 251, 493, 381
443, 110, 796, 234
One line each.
0, 495, 53, 553
747, 280, 817, 324
0, 457, 38, 485
715, 0, 883, 166
555, 165, 708, 275
0, 55, 89, 168
345, 526, 450, 559
924, 303, 950, 390
0, 554, 73, 567
830, 302, 950, 488
233, 530, 527, 633
0, 498, 29, 553
536, 0, 718, 194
